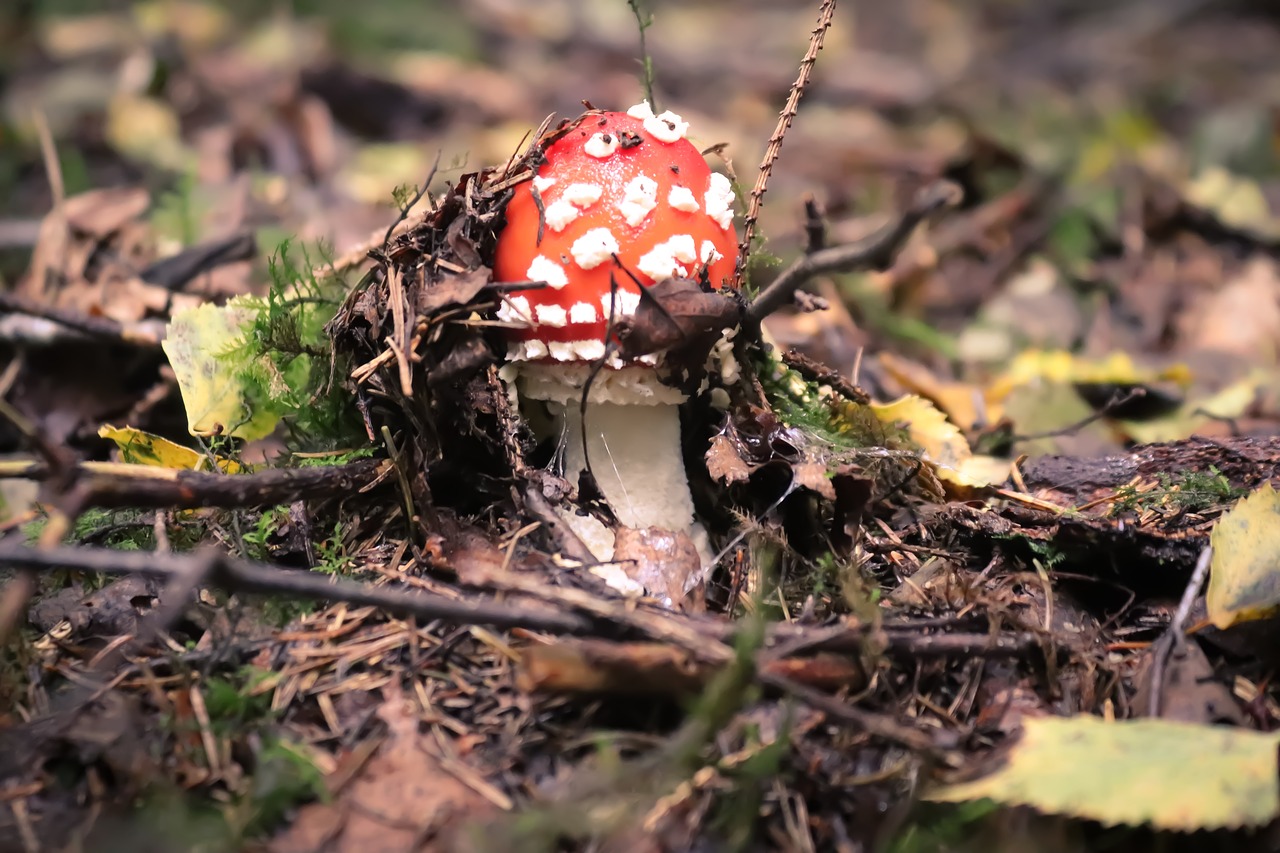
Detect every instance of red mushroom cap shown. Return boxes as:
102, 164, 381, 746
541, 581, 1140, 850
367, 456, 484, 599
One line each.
493, 103, 739, 364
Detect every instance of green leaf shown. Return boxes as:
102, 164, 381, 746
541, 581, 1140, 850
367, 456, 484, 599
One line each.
1207, 482, 1280, 628
162, 296, 280, 441
928, 715, 1280, 830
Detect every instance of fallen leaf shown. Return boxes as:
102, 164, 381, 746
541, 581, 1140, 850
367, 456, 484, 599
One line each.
879, 351, 996, 432
705, 434, 751, 485
1207, 483, 1280, 629
1120, 373, 1264, 445
1184, 166, 1280, 240
987, 349, 1191, 404
106, 93, 191, 172
271, 688, 494, 853
98, 424, 241, 472
162, 297, 279, 440
928, 715, 1280, 830
1184, 257, 1280, 362
61, 187, 150, 238
610, 526, 704, 611
1131, 639, 1246, 725
870, 395, 1001, 487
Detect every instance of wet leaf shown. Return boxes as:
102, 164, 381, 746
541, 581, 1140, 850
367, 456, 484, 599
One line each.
929, 715, 1280, 830
1207, 483, 1280, 629
162, 297, 279, 440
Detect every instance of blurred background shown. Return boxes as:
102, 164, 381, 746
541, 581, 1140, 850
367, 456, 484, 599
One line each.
4, 0, 1280, 455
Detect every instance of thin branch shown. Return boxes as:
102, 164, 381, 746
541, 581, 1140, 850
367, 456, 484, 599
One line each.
0, 543, 598, 635
1011, 388, 1146, 444
745, 180, 962, 325
1146, 544, 1213, 717
382, 151, 442, 251
0, 290, 161, 347
0, 458, 389, 511
737, 0, 837, 279
758, 669, 959, 761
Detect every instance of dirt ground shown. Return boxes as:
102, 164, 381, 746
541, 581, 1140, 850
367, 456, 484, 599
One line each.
4, 1, 1280, 851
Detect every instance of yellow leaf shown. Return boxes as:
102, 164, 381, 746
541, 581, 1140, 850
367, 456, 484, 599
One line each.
1207, 483, 1280, 629
878, 352, 999, 432
928, 715, 1280, 830
871, 395, 999, 487
987, 349, 1191, 403
105, 94, 191, 172
1121, 373, 1264, 445
1185, 166, 1280, 239
98, 425, 241, 473
162, 297, 279, 441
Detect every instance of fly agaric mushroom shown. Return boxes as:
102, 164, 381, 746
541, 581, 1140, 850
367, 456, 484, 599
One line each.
493, 101, 739, 584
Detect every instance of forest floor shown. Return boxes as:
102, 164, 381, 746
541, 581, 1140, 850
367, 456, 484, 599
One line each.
5, 1, 1280, 851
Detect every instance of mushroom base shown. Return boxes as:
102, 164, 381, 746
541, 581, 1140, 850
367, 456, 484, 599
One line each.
507, 364, 715, 598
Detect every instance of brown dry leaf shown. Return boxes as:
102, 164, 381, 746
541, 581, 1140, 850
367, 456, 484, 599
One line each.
271, 688, 494, 853
418, 267, 491, 315
610, 526, 704, 611
791, 460, 835, 500
61, 187, 150, 238
878, 351, 994, 432
1183, 256, 1280, 363
705, 433, 751, 485
1131, 639, 1245, 725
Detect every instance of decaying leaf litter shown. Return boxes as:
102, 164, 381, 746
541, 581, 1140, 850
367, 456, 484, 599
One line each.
6, 1, 1280, 850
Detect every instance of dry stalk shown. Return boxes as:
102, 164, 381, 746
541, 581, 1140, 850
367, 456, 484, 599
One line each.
737, 0, 837, 281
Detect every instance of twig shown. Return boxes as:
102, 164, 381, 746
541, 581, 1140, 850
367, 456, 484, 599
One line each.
1011, 388, 1146, 444
0, 458, 390, 511
521, 483, 598, 566
519, 637, 865, 696
758, 669, 959, 760
0, 543, 598, 635
139, 230, 257, 290
737, 0, 837, 278
745, 181, 961, 325
1146, 544, 1213, 717
882, 630, 1042, 658
0, 290, 161, 347
382, 152, 442, 251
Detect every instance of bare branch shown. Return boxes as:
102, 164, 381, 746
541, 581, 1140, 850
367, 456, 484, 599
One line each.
745, 180, 962, 325
0, 543, 598, 635
0, 458, 390, 511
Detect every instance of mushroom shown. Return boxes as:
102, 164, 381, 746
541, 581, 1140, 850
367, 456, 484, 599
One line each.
493, 101, 739, 591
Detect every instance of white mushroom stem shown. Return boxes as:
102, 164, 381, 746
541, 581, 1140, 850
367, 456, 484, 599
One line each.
509, 363, 713, 575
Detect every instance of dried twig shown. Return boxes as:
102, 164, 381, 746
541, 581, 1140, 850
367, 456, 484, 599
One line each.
139, 230, 257, 290
758, 669, 959, 760
518, 637, 865, 696
0, 290, 161, 347
737, 0, 837, 278
0, 458, 390, 511
0, 543, 598, 635
1146, 544, 1213, 717
745, 181, 962, 325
